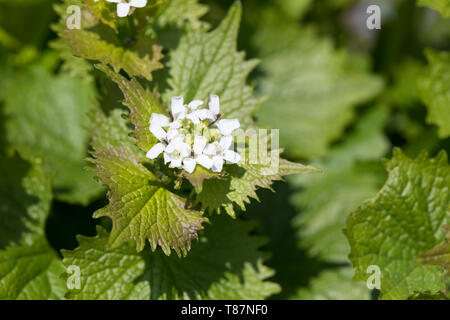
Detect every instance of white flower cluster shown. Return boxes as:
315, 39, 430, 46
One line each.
94, 0, 147, 18
146, 95, 241, 173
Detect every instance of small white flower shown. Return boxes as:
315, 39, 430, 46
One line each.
164, 137, 191, 169
201, 136, 241, 172
146, 95, 241, 174
105, 0, 147, 18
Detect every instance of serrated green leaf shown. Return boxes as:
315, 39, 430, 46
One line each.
156, 0, 207, 28
1, 63, 103, 204
417, 49, 450, 138
65, 29, 163, 81
291, 267, 370, 300
91, 145, 206, 255
344, 149, 450, 299
83, 0, 118, 31
165, 1, 260, 128
0, 238, 66, 300
90, 107, 138, 154
51, 0, 97, 82
419, 225, 450, 276
418, 0, 450, 18
197, 156, 319, 217
62, 216, 280, 299
255, 27, 383, 158
96, 64, 165, 152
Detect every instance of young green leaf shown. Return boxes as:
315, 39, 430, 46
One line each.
91, 145, 206, 255
417, 49, 450, 138
344, 149, 450, 299
89, 107, 138, 154
165, 1, 260, 128
156, 0, 208, 28
197, 156, 319, 217
96, 64, 165, 152
65, 29, 163, 81
62, 216, 280, 299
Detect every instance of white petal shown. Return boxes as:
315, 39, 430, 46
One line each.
150, 113, 170, 127
149, 125, 166, 140
211, 155, 224, 172
209, 94, 220, 116
196, 155, 213, 169
146, 143, 165, 159
219, 135, 233, 150
164, 152, 172, 164
173, 111, 186, 121
106, 0, 120, 3
188, 100, 204, 110
223, 150, 241, 163
171, 96, 185, 117
193, 136, 207, 155
117, 3, 130, 17
129, 0, 147, 8
203, 143, 216, 156
197, 109, 215, 121
186, 112, 200, 124
166, 128, 179, 141
216, 119, 240, 136
183, 158, 196, 173
170, 158, 182, 168
169, 121, 182, 129
165, 137, 183, 153
179, 142, 192, 158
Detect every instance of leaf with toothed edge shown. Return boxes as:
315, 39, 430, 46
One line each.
96, 64, 166, 152
90, 145, 206, 256
89, 107, 139, 154
62, 216, 280, 300
344, 149, 450, 299
196, 154, 320, 217
65, 29, 163, 81
165, 1, 261, 129
419, 225, 450, 277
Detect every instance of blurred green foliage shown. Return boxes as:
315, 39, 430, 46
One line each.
0, 0, 449, 300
